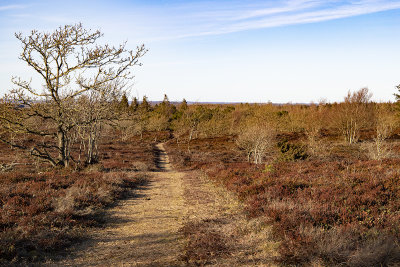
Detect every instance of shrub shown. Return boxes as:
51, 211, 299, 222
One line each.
164, 133, 400, 266
180, 220, 231, 265
236, 124, 275, 164
0, 171, 147, 262
277, 139, 308, 161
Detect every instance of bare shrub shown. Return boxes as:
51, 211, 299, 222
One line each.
236, 124, 275, 164
336, 88, 373, 144
315, 230, 400, 266
147, 115, 170, 132
362, 141, 392, 160
315, 228, 359, 264
347, 236, 400, 267
300, 103, 329, 157
363, 104, 397, 160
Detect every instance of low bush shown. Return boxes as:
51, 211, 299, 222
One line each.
277, 139, 308, 161
165, 136, 400, 266
180, 219, 231, 265
0, 170, 148, 263
203, 159, 400, 266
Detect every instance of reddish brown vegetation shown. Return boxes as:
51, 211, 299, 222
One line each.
180, 219, 232, 266
165, 135, 400, 266
0, 170, 148, 263
99, 131, 163, 171
0, 130, 165, 263
165, 135, 245, 170
2, 93, 400, 265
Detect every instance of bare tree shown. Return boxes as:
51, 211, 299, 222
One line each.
0, 23, 146, 167
176, 106, 213, 152
364, 103, 397, 160
338, 88, 373, 144
74, 81, 123, 164
236, 124, 275, 164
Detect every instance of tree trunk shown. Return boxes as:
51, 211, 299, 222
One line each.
57, 126, 68, 167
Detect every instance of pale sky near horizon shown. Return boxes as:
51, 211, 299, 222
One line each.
0, 0, 399, 103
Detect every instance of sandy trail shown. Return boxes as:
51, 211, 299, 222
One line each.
53, 143, 186, 267
154, 143, 172, 171
50, 143, 276, 266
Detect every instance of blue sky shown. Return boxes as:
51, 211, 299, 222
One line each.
0, 0, 399, 103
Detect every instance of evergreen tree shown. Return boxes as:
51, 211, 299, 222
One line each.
395, 84, 400, 106
129, 97, 139, 113
159, 94, 169, 111
140, 96, 151, 112
180, 98, 188, 111
119, 93, 129, 112
163, 94, 169, 103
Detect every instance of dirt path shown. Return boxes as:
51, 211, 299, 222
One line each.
50, 143, 277, 266
154, 143, 172, 171
52, 143, 186, 266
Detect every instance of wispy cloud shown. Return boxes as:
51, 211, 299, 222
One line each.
2, 0, 400, 42
0, 4, 28, 11
220, 1, 400, 34
146, 0, 400, 39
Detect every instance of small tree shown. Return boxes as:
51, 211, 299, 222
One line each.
133, 96, 151, 139
150, 94, 177, 131
371, 104, 396, 159
0, 23, 146, 167
140, 95, 151, 112
337, 88, 373, 144
118, 93, 129, 112
129, 97, 139, 113
180, 98, 188, 111
236, 124, 275, 164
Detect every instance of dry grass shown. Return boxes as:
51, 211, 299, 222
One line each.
0, 130, 157, 264
0, 170, 149, 264
180, 171, 279, 266
165, 135, 400, 266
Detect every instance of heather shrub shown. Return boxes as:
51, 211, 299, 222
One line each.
0, 170, 147, 262
277, 139, 308, 161
200, 158, 400, 266
180, 220, 231, 265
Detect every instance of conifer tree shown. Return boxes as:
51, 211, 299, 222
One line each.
129, 97, 139, 113
394, 84, 400, 104
140, 96, 151, 112
119, 93, 129, 112
180, 98, 188, 111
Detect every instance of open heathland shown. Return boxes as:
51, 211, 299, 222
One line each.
0, 130, 157, 264
2, 86, 400, 266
